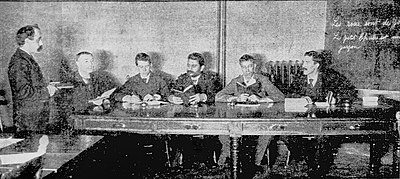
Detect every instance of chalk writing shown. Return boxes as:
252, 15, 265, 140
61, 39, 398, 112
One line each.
332, 19, 342, 27
338, 45, 361, 54
346, 21, 361, 27
330, 17, 400, 53
332, 18, 400, 28
363, 19, 380, 26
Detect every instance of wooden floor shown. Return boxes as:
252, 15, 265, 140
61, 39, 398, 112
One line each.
45, 135, 395, 179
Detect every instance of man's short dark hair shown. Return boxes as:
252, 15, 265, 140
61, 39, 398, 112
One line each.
135, 53, 151, 66
304, 50, 332, 69
239, 54, 255, 64
188, 52, 205, 67
16, 24, 40, 46
76, 51, 93, 61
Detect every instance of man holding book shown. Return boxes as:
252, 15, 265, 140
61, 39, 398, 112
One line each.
111, 52, 170, 104
215, 54, 285, 176
62, 51, 119, 114
168, 52, 223, 168
168, 52, 222, 105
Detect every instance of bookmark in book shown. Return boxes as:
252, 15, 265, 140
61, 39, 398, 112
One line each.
236, 82, 247, 88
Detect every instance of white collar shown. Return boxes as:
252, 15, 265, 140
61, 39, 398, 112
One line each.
307, 72, 319, 86
19, 47, 32, 57
140, 73, 151, 83
191, 74, 201, 85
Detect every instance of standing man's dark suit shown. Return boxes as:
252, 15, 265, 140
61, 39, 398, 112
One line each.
8, 25, 58, 133
9, 48, 50, 132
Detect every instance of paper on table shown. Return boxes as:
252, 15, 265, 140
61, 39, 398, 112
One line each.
0, 135, 49, 165
362, 97, 379, 106
235, 103, 260, 107
314, 102, 329, 108
284, 98, 309, 112
0, 138, 23, 149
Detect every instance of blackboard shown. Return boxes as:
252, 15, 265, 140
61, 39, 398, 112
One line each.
325, 0, 400, 90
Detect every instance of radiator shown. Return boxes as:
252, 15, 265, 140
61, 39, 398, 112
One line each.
264, 60, 303, 94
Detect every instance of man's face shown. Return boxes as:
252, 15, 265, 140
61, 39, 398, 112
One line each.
240, 60, 256, 78
26, 28, 43, 53
137, 60, 151, 77
76, 54, 95, 74
302, 56, 320, 76
187, 59, 203, 77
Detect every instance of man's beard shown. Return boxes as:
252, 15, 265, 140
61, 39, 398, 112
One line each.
37, 45, 43, 52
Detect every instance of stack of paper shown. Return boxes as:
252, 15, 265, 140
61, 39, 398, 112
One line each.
362, 97, 378, 106
284, 98, 309, 112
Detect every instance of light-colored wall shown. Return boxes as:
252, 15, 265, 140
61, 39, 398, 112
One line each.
0, 1, 326, 87
225, 1, 326, 82
0, 2, 219, 86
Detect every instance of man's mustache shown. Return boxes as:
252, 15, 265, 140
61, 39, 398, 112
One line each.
37, 45, 43, 52
187, 70, 194, 74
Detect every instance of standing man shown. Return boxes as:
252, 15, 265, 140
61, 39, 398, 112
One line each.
168, 52, 223, 168
8, 24, 58, 133
215, 54, 285, 175
286, 49, 357, 178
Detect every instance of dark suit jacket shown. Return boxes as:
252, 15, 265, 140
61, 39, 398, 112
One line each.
215, 73, 285, 102
112, 71, 169, 102
68, 71, 119, 112
8, 48, 50, 131
171, 71, 222, 104
288, 68, 357, 103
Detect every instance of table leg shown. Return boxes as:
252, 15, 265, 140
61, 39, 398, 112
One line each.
231, 136, 239, 179
394, 111, 400, 177
369, 135, 382, 178
393, 134, 399, 177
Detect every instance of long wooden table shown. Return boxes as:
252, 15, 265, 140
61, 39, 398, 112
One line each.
0, 133, 103, 178
71, 101, 400, 178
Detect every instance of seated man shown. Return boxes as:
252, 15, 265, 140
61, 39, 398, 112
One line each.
64, 51, 119, 114
286, 49, 357, 177
288, 49, 357, 103
110, 52, 171, 171
215, 54, 284, 174
168, 52, 222, 168
111, 52, 169, 104
168, 53, 222, 105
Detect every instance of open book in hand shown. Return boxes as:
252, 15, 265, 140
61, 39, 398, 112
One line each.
88, 88, 117, 105
171, 85, 194, 94
236, 82, 263, 97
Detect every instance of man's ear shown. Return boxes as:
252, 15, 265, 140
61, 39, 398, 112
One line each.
200, 65, 205, 72
315, 62, 320, 69
24, 38, 30, 46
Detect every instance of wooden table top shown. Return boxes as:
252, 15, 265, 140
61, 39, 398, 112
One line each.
0, 133, 103, 178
